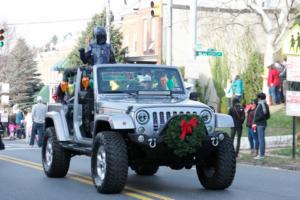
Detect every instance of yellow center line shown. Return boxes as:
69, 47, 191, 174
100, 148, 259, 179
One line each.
0, 156, 43, 171
0, 154, 43, 167
0, 155, 174, 200
125, 186, 174, 200
122, 191, 154, 200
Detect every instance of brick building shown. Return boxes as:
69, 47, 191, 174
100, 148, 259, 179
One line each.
120, 7, 162, 64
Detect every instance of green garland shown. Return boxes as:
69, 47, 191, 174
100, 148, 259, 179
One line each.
164, 115, 206, 157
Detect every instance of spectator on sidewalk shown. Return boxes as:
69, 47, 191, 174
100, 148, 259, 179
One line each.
224, 79, 233, 111
267, 64, 280, 105
232, 75, 243, 101
8, 112, 16, 140
25, 112, 32, 143
246, 99, 259, 156
15, 108, 24, 139
253, 92, 270, 159
228, 98, 245, 158
0, 122, 5, 150
279, 58, 287, 103
30, 96, 47, 147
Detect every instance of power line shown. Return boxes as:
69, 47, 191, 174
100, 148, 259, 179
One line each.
7, 18, 92, 26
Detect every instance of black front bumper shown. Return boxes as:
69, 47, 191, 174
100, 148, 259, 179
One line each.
128, 131, 226, 152
127, 131, 227, 166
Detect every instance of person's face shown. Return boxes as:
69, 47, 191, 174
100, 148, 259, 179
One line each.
142, 81, 151, 90
160, 76, 168, 87
251, 103, 256, 109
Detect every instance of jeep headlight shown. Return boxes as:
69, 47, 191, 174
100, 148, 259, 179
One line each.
136, 110, 150, 125
200, 110, 212, 124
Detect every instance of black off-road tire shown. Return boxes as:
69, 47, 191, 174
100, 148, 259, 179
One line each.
91, 131, 128, 194
196, 133, 236, 190
42, 127, 71, 177
134, 165, 159, 176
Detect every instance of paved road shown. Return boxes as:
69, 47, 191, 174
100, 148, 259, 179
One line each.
0, 140, 300, 200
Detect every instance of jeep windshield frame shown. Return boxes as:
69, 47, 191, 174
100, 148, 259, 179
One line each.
96, 65, 185, 95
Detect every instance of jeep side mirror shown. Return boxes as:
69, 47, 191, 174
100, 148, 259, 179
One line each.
189, 92, 198, 101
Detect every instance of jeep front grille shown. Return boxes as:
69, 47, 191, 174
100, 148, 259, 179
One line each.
152, 111, 198, 131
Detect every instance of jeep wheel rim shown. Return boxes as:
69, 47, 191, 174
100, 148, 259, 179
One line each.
203, 167, 215, 177
96, 145, 106, 184
45, 139, 53, 167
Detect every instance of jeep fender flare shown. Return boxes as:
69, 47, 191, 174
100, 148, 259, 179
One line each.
215, 113, 234, 128
45, 111, 71, 141
94, 114, 135, 133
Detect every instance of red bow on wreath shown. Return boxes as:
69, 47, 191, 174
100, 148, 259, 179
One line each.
180, 117, 198, 140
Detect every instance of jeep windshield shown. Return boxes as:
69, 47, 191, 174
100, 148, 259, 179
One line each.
97, 66, 185, 94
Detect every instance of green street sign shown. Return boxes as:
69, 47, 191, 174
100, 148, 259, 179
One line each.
195, 44, 203, 50
195, 50, 223, 57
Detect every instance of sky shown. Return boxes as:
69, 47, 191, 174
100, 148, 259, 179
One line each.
0, 0, 136, 47
0, 0, 277, 48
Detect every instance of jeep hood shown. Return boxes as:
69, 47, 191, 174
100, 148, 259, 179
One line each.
97, 95, 210, 112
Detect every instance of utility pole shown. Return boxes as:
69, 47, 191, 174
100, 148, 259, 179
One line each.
166, 0, 173, 66
190, 0, 197, 60
106, 0, 111, 43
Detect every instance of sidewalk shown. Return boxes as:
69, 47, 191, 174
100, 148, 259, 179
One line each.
269, 103, 285, 114
239, 149, 300, 171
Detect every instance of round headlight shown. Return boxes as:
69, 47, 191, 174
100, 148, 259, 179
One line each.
136, 110, 150, 124
200, 110, 212, 124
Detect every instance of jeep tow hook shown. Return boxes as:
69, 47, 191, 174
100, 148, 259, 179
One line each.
148, 138, 157, 148
211, 133, 225, 147
211, 137, 219, 146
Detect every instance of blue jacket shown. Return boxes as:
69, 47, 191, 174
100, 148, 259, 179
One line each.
15, 111, 23, 125
233, 79, 243, 96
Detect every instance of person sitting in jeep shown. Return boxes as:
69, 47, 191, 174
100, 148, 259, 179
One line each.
139, 75, 152, 90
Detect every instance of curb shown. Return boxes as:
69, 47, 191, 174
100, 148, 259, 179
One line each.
235, 135, 294, 149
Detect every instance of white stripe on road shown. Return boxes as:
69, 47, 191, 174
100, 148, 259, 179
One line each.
4, 147, 39, 150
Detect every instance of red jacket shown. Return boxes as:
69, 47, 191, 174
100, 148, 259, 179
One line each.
267, 68, 280, 87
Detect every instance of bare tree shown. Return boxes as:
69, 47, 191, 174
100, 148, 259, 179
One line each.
246, 0, 300, 66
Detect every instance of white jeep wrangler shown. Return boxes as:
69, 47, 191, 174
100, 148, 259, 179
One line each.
42, 64, 235, 194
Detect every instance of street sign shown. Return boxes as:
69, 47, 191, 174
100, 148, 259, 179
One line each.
195, 50, 223, 57
0, 113, 8, 123
1, 95, 9, 105
286, 91, 300, 117
195, 44, 203, 50
0, 83, 9, 94
286, 55, 300, 82
282, 24, 300, 55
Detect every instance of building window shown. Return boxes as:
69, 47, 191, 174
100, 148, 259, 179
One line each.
133, 33, 137, 54
151, 18, 156, 42
124, 35, 129, 48
143, 19, 148, 52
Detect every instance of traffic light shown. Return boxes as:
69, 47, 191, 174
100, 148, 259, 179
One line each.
0, 29, 4, 47
150, 1, 161, 17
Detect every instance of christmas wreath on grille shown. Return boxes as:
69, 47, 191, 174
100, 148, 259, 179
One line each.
164, 115, 206, 157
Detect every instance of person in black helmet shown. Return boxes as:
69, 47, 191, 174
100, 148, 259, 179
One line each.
79, 26, 116, 65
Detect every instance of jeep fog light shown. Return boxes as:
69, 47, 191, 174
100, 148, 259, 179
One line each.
219, 133, 224, 141
137, 126, 145, 134
138, 135, 145, 143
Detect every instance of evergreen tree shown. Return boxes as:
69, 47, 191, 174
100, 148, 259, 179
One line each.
241, 52, 263, 104
0, 38, 43, 109
67, 9, 127, 67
